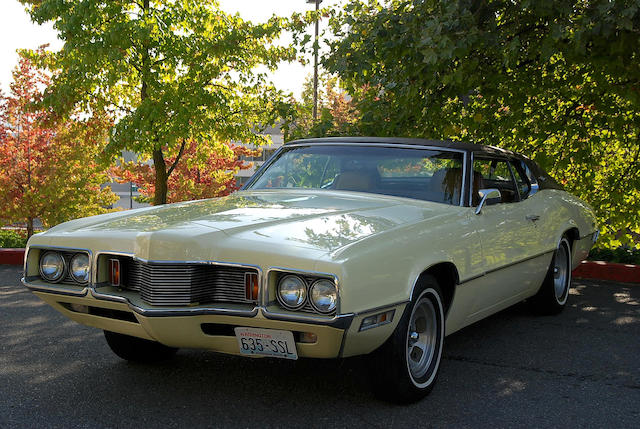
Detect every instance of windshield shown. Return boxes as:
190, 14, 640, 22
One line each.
247, 144, 465, 205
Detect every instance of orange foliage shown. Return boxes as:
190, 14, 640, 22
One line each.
111, 140, 260, 204
0, 54, 116, 236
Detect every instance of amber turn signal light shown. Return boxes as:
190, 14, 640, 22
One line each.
244, 272, 259, 301
108, 258, 120, 287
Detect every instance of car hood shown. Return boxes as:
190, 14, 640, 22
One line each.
34, 189, 459, 259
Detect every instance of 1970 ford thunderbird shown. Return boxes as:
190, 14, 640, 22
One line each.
23, 137, 598, 403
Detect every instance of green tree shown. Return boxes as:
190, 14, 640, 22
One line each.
325, 0, 640, 248
21, 0, 297, 205
0, 54, 116, 237
286, 75, 359, 141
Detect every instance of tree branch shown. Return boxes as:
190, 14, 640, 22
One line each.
167, 138, 187, 177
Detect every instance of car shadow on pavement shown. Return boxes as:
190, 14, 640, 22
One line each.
2, 266, 639, 428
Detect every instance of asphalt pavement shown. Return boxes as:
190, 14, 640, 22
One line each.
1, 265, 638, 428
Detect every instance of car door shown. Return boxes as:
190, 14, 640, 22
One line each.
468, 156, 539, 318
508, 158, 559, 290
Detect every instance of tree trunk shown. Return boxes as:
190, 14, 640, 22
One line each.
153, 148, 168, 205
26, 217, 34, 239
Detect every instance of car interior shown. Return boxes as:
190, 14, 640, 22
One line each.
332, 165, 464, 205
472, 157, 520, 204
252, 147, 529, 207
331, 157, 524, 207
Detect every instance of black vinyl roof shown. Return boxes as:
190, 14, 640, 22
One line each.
285, 137, 518, 157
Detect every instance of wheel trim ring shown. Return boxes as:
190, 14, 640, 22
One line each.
405, 288, 444, 388
407, 299, 437, 378
553, 240, 571, 305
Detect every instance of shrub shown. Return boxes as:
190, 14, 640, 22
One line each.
588, 247, 640, 265
0, 230, 28, 248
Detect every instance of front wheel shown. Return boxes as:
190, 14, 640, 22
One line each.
104, 330, 178, 363
370, 276, 445, 404
530, 236, 572, 315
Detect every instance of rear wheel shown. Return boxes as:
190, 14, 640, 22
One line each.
104, 330, 178, 363
530, 236, 572, 315
370, 275, 445, 404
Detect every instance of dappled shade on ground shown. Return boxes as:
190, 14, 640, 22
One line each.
1, 266, 638, 428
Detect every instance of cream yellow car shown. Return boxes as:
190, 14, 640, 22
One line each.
23, 137, 598, 403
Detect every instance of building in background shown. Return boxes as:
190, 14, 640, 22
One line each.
234, 125, 284, 188
107, 150, 148, 210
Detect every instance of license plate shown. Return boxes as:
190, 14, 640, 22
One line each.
234, 327, 298, 360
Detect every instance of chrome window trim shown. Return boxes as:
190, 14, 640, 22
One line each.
469, 151, 476, 207
521, 160, 540, 197
284, 142, 468, 154
246, 143, 469, 207
507, 158, 537, 201
505, 160, 522, 202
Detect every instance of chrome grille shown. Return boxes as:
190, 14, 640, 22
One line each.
112, 257, 257, 307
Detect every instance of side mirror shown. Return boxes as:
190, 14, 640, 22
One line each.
475, 188, 502, 215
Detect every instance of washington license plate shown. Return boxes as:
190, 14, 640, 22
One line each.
234, 327, 298, 360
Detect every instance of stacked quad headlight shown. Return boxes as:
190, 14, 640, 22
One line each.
39, 251, 66, 283
69, 253, 90, 283
309, 279, 337, 313
277, 275, 307, 309
276, 274, 337, 314
38, 250, 90, 284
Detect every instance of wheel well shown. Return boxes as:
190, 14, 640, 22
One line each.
565, 227, 579, 249
419, 262, 458, 315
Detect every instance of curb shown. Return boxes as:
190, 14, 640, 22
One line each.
1, 248, 638, 283
0, 249, 25, 266
572, 260, 639, 284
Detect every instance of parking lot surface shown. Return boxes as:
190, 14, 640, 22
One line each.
1, 265, 638, 428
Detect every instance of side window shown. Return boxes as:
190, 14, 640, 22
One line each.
472, 157, 519, 204
519, 160, 540, 195
510, 160, 531, 200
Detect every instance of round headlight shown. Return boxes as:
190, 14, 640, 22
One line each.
70, 253, 90, 284
277, 275, 307, 309
309, 279, 337, 313
39, 251, 66, 283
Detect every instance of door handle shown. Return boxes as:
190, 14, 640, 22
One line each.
526, 214, 540, 222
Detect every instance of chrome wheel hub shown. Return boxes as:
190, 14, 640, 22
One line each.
407, 298, 437, 379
